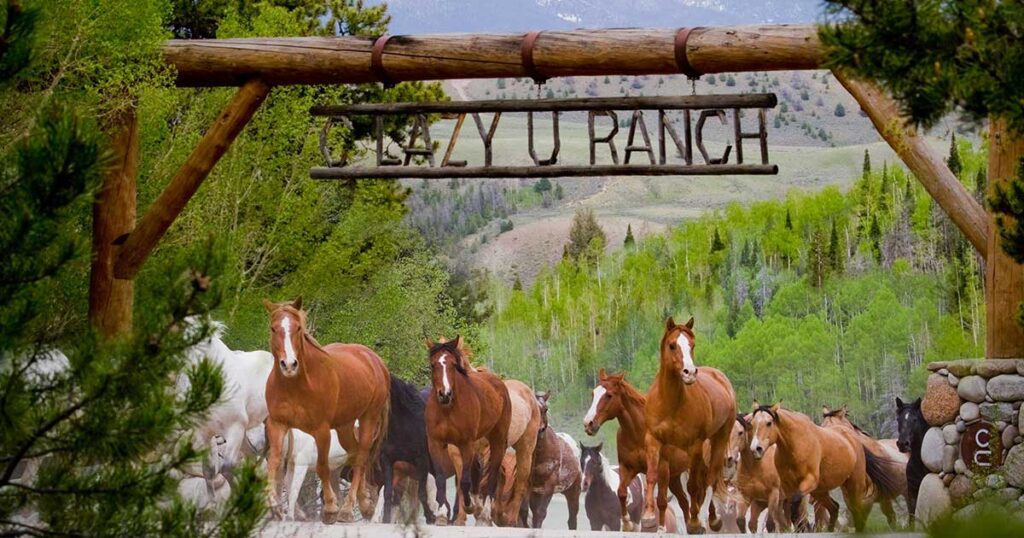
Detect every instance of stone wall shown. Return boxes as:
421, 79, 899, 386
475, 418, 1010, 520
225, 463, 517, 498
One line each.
917, 359, 1024, 524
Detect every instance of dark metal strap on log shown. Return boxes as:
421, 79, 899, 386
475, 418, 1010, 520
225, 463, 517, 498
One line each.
521, 31, 547, 84
371, 34, 395, 87
674, 27, 704, 79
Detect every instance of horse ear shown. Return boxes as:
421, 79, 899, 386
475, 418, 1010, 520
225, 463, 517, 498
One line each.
262, 298, 277, 313
770, 402, 782, 413
751, 400, 760, 412
598, 367, 607, 380
425, 338, 435, 349
912, 397, 922, 407
895, 397, 905, 409
822, 405, 831, 416
684, 316, 695, 329
291, 295, 303, 311
666, 317, 675, 330
453, 335, 463, 349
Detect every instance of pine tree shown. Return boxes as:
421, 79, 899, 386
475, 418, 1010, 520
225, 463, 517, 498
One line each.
554, 182, 564, 200
862, 149, 871, 179
870, 213, 883, 264
710, 228, 726, 253
828, 220, 845, 275
975, 169, 987, 205
784, 209, 794, 230
0, 5, 264, 534
624, 224, 636, 247
879, 163, 892, 214
947, 133, 962, 178
740, 239, 752, 267
566, 207, 606, 265
512, 273, 523, 291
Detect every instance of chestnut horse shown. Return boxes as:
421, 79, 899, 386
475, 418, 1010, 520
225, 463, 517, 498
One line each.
822, 405, 908, 529
262, 297, 391, 523
644, 317, 736, 533
747, 403, 901, 532
517, 391, 581, 529
727, 414, 782, 533
583, 368, 692, 531
425, 337, 511, 526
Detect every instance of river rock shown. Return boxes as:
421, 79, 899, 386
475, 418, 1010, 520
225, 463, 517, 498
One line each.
943, 424, 960, 444
948, 373, 959, 387
957, 420, 967, 432
986, 474, 1007, 489
988, 374, 1024, 402
980, 402, 1014, 422
961, 402, 980, 422
949, 474, 975, 506
998, 488, 1020, 503
954, 458, 970, 475
1006, 444, 1024, 488
916, 473, 952, 526
1004, 426, 1020, 449
947, 361, 976, 378
1019, 360, 1024, 376
942, 445, 957, 473
976, 359, 1020, 378
929, 361, 949, 372
921, 427, 945, 472
923, 374, 963, 426
957, 376, 988, 403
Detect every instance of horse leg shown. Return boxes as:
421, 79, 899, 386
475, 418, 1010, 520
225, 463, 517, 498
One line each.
506, 431, 537, 527
880, 495, 898, 530
736, 497, 751, 533
766, 488, 782, 532
686, 460, 710, 534
264, 419, 288, 519
309, 427, 340, 524
908, 471, 921, 531
380, 459, 394, 524
351, 412, 383, 520
641, 434, 663, 531
453, 443, 473, 526
667, 473, 692, 530
566, 476, 581, 530
287, 464, 306, 520
416, 462, 435, 525
481, 431, 507, 524
617, 466, 640, 532
656, 465, 670, 532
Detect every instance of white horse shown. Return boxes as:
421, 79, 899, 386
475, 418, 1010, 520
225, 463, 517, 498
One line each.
277, 428, 348, 520
182, 321, 274, 497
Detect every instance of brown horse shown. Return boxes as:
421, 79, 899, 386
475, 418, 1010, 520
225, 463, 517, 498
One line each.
822, 405, 909, 529
491, 379, 542, 526
424, 337, 511, 526
583, 368, 692, 531
727, 414, 783, 533
516, 391, 581, 529
747, 403, 900, 532
644, 316, 736, 533
262, 297, 391, 523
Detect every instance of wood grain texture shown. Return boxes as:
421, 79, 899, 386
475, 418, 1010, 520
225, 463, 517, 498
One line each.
113, 79, 270, 280
985, 118, 1024, 358
163, 25, 819, 87
835, 70, 990, 258
89, 108, 137, 338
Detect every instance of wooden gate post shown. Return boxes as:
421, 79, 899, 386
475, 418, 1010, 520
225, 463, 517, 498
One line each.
986, 119, 1024, 358
88, 106, 138, 338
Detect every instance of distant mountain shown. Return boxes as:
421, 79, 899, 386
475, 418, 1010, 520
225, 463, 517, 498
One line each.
373, 0, 823, 34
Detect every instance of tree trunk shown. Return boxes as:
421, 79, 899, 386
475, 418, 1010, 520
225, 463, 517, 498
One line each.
985, 119, 1024, 358
88, 107, 138, 338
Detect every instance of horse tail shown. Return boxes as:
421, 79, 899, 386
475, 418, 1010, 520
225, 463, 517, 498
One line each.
367, 372, 391, 478
863, 445, 901, 500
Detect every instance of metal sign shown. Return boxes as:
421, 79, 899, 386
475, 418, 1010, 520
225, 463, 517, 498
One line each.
961, 421, 1002, 470
309, 94, 778, 179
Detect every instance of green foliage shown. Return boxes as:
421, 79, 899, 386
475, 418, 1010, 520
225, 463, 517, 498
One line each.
863, 148, 871, 178
0, 5, 264, 533
821, 0, 1024, 134
533, 178, 552, 194
499, 219, 514, 233
566, 208, 607, 266
948, 134, 963, 177
554, 182, 564, 200
989, 157, 1024, 326
624, 224, 636, 247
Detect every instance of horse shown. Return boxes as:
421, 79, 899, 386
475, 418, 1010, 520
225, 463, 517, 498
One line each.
583, 368, 692, 531
491, 378, 542, 526
895, 397, 927, 530
262, 297, 391, 523
373, 376, 436, 524
424, 336, 511, 526
746, 402, 901, 532
727, 414, 782, 533
516, 391, 581, 529
276, 428, 348, 520
644, 316, 736, 533
823, 405, 909, 529
182, 321, 274, 498
580, 443, 639, 531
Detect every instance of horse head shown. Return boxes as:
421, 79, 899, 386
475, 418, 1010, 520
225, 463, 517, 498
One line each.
747, 401, 781, 460
583, 368, 626, 436
726, 413, 751, 469
579, 442, 604, 493
426, 336, 469, 406
262, 296, 306, 378
895, 397, 924, 453
661, 316, 698, 384
536, 390, 551, 433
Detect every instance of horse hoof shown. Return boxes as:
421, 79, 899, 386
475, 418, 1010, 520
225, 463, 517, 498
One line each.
321, 509, 339, 525
641, 516, 659, 532
658, 525, 667, 534
709, 515, 723, 532
686, 523, 706, 534
336, 507, 354, 524
435, 515, 448, 527
622, 520, 634, 532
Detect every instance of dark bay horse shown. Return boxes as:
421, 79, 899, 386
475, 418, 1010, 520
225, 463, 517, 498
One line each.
644, 316, 736, 533
583, 368, 692, 531
374, 376, 435, 524
579, 443, 659, 531
425, 336, 511, 526
896, 397, 927, 530
262, 297, 391, 523
518, 392, 581, 529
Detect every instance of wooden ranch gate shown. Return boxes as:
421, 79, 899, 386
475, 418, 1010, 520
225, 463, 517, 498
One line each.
90, 25, 1023, 359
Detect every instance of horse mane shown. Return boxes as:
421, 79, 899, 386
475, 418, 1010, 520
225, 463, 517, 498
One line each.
735, 413, 749, 428
824, 408, 872, 436
390, 376, 426, 413
428, 339, 470, 376
616, 377, 647, 405
752, 404, 779, 421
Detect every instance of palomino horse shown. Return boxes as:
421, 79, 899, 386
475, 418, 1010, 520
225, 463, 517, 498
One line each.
263, 297, 391, 523
823, 405, 909, 529
644, 316, 736, 533
579, 443, 661, 531
517, 391, 581, 529
583, 368, 692, 531
425, 337, 511, 526
727, 414, 782, 532
492, 378, 542, 526
896, 397, 927, 529
747, 403, 901, 532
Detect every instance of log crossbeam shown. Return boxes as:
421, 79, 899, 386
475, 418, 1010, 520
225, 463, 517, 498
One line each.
112, 79, 270, 280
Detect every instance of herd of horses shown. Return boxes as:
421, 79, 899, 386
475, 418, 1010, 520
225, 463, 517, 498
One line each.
185, 298, 930, 534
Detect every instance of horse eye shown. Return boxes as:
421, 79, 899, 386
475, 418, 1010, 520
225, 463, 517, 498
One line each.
603, 393, 611, 399
669, 343, 676, 350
